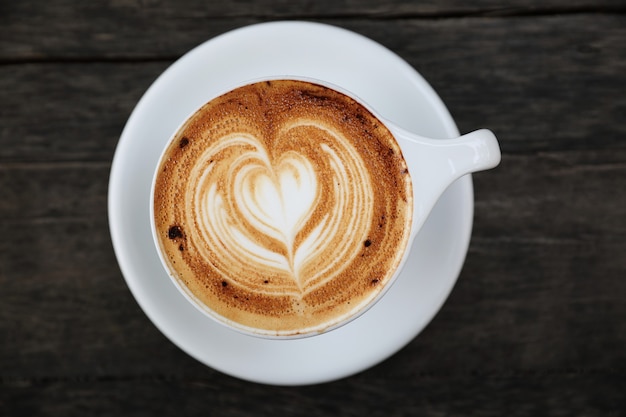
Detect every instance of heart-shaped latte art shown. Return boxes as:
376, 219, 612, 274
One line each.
187, 122, 374, 295
237, 151, 318, 285
153, 79, 414, 334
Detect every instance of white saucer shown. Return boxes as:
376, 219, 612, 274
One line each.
108, 21, 473, 385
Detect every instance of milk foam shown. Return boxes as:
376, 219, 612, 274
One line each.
153, 79, 413, 335
189, 121, 374, 294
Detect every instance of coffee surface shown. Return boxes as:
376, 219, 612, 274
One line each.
153, 80, 413, 335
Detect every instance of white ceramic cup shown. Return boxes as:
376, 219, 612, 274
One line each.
150, 76, 501, 339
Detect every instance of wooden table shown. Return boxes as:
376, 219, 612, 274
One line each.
1, 1, 624, 415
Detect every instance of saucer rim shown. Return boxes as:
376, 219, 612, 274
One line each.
108, 20, 473, 385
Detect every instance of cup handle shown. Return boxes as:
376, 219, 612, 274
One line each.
390, 127, 501, 234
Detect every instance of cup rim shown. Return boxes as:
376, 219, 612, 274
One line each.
149, 76, 417, 339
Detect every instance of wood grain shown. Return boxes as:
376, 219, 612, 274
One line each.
1, 372, 624, 416
0, 63, 168, 163
1, 151, 622, 378
1, 16, 624, 163
0, 1, 624, 415
1, 0, 624, 62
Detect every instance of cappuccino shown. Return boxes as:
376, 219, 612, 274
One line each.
153, 79, 413, 336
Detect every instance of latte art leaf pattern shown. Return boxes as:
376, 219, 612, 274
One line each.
153, 80, 413, 335
190, 123, 374, 294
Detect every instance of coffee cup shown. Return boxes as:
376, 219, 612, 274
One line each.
150, 77, 500, 339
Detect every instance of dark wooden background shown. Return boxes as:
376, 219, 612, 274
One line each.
1, 0, 625, 415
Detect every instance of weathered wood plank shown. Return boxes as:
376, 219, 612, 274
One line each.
0, 162, 109, 220
472, 150, 626, 241
385, 15, 626, 153
0, 149, 623, 378
415, 234, 626, 372
0, 62, 169, 162
1, 0, 624, 62
1, 15, 624, 162
2, 227, 621, 381
1, 372, 624, 416
0, 218, 203, 379
408, 152, 626, 373
1, 3, 624, 413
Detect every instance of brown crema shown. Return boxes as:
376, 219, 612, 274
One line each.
153, 79, 413, 336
